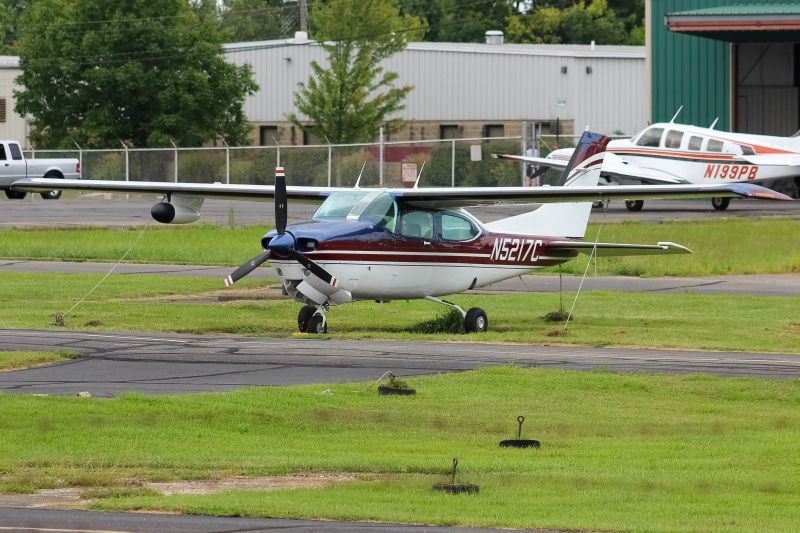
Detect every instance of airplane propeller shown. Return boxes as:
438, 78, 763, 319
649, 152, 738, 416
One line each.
225, 167, 338, 289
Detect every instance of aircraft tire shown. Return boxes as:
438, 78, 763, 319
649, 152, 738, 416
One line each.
297, 304, 316, 333
39, 172, 64, 199
712, 197, 730, 211
592, 201, 604, 208
625, 200, 644, 212
4, 188, 25, 200
464, 307, 488, 333
307, 314, 327, 334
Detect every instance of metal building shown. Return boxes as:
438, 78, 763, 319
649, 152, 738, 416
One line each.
224, 35, 646, 145
0, 56, 28, 145
648, 0, 800, 136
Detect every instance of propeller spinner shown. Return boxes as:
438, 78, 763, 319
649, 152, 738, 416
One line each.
224, 167, 338, 289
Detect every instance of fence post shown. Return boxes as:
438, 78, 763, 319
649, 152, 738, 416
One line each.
120, 141, 129, 200
170, 139, 178, 183
521, 121, 527, 186
273, 136, 280, 169
73, 141, 82, 200
327, 142, 332, 187
222, 139, 230, 185
451, 139, 455, 188
379, 127, 384, 187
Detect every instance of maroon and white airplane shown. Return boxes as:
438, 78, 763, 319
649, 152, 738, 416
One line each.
12, 131, 791, 334
496, 121, 800, 212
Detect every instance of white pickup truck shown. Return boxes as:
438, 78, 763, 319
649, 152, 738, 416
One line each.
1, 141, 80, 200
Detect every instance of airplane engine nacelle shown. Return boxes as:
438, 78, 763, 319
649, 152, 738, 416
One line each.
151, 195, 204, 224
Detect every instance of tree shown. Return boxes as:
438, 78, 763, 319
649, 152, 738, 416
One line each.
287, 0, 425, 144
220, 0, 297, 43
506, 0, 630, 46
14, 0, 259, 148
398, 0, 516, 43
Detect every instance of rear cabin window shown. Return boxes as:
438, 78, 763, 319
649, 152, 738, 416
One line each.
441, 214, 479, 241
688, 136, 703, 150
738, 144, 755, 155
8, 143, 22, 160
665, 130, 683, 149
707, 139, 723, 152
401, 211, 434, 239
635, 128, 663, 147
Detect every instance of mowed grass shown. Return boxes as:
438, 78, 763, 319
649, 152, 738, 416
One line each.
1, 218, 798, 276
0, 349, 80, 371
1, 272, 798, 353
1, 366, 799, 532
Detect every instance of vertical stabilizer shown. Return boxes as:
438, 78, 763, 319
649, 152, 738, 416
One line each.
484, 130, 610, 239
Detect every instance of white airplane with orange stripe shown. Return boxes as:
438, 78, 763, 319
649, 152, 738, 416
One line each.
495, 120, 800, 212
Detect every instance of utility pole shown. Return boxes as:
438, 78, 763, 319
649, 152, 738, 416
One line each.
299, 0, 308, 31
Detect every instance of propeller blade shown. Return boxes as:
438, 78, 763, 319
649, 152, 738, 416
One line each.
224, 250, 271, 287
275, 167, 287, 235
287, 249, 338, 288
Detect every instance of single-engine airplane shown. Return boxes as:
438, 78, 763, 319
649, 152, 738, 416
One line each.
12, 131, 792, 334
495, 120, 800, 212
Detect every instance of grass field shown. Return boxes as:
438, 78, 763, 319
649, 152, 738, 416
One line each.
1, 272, 798, 353
1, 366, 799, 532
1, 218, 799, 276
0, 350, 80, 371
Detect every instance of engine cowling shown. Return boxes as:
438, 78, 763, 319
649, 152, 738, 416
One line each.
151, 195, 204, 224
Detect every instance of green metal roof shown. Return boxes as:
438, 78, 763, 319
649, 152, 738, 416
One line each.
669, 4, 800, 16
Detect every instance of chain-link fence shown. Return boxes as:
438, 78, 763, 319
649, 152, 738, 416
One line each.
24, 134, 539, 189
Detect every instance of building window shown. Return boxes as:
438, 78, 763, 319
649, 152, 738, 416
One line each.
259, 126, 278, 146
303, 130, 322, 145
485, 124, 504, 138
440, 125, 458, 139
0, 98, 6, 123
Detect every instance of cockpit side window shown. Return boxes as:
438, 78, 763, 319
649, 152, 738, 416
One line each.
635, 127, 664, 147
401, 211, 434, 239
358, 192, 397, 232
441, 213, 479, 241
665, 130, 683, 149
313, 191, 370, 219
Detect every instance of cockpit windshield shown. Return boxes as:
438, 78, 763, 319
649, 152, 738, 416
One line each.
312, 191, 398, 232
313, 191, 371, 219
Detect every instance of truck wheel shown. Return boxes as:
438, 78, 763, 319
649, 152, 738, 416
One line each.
4, 189, 26, 200
40, 172, 63, 200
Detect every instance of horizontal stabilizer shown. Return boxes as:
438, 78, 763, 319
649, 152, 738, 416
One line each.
548, 241, 692, 257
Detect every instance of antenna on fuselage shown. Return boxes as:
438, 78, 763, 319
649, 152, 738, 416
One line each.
412, 161, 426, 189
669, 106, 683, 123
353, 161, 367, 189
709, 118, 719, 130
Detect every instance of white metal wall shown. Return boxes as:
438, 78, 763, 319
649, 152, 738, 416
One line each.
225, 40, 646, 137
0, 57, 28, 145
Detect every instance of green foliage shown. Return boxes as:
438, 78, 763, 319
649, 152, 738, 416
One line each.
220, 0, 293, 43
398, 0, 515, 43
506, 0, 632, 45
14, 0, 258, 149
287, 0, 425, 144
0, 349, 79, 371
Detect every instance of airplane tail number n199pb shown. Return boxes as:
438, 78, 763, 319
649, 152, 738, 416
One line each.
12, 130, 792, 334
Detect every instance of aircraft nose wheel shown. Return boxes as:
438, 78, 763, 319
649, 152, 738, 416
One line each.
307, 314, 328, 334
297, 304, 317, 333
464, 307, 488, 333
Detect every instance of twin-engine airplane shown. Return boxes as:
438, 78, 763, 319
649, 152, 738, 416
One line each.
495, 121, 800, 212
12, 131, 791, 334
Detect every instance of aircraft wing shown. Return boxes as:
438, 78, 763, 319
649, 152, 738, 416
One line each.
741, 154, 800, 167
11, 178, 792, 209
492, 152, 689, 185
547, 241, 691, 257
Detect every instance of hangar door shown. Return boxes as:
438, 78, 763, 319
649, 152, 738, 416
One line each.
735, 43, 800, 135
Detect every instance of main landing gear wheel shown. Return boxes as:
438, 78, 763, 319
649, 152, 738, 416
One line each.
298, 304, 316, 333
307, 314, 327, 334
711, 197, 730, 211
625, 200, 644, 212
4, 189, 25, 200
464, 307, 488, 333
